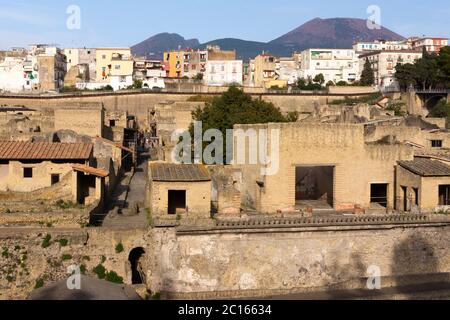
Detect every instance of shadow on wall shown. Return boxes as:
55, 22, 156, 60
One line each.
391, 232, 440, 292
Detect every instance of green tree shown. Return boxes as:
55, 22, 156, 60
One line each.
190, 86, 298, 163
193, 73, 203, 81
415, 48, 440, 90
437, 46, 450, 88
395, 63, 417, 91
128, 80, 143, 89
360, 58, 375, 86
313, 73, 325, 85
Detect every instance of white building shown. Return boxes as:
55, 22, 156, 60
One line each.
0, 44, 66, 93
410, 37, 449, 53
204, 60, 243, 86
359, 50, 423, 90
353, 40, 410, 53
0, 58, 28, 93
300, 49, 360, 84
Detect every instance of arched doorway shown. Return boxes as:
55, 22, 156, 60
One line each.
128, 247, 146, 285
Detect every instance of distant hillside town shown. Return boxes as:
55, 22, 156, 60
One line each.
0, 34, 448, 94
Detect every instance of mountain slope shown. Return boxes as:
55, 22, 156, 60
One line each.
270, 17, 405, 49
131, 33, 200, 58
199, 38, 268, 60
131, 18, 406, 60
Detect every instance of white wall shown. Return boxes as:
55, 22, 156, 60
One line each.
205, 60, 243, 86
300, 49, 360, 84
0, 58, 27, 93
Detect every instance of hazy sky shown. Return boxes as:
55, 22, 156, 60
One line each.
0, 0, 448, 49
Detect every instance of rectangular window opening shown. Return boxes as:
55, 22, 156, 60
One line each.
23, 167, 33, 178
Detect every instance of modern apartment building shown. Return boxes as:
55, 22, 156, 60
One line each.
0, 44, 66, 93
353, 40, 411, 54
410, 37, 449, 53
204, 45, 242, 86
252, 53, 280, 88
164, 49, 207, 78
204, 60, 243, 86
300, 49, 360, 84
359, 50, 423, 89
133, 58, 166, 89
95, 48, 134, 90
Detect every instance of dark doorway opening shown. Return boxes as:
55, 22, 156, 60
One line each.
371, 184, 388, 207
128, 247, 146, 285
401, 186, 408, 211
439, 185, 450, 205
295, 166, 334, 207
77, 172, 96, 205
51, 174, 60, 185
413, 188, 419, 206
168, 190, 186, 215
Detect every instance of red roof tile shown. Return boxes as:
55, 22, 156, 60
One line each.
0, 142, 92, 160
72, 164, 109, 178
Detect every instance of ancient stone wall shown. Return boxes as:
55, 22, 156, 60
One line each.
1, 217, 449, 300
150, 219, 450, 299
0, 92, 365, 120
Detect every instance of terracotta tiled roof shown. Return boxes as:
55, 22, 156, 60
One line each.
398, 158, 450, 177
0, 142, 93, 160
150, 163, 211, 182
72, 164, 109, 178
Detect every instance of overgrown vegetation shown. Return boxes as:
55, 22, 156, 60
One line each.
92, 264, 123, 284
58, 239, 69, 247
34, 278, 44, 289
2, 247, 9, 258
105, 271, 124, 284
386, 101, 407, 116
41, 234, 52, 248
115, 243, 124, 254
61, 254, 72, 261
93, 264, 107, 279
55, 200, 82, 210
80, 264, 87, 275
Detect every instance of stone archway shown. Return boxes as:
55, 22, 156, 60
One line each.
128, 247, 146, 285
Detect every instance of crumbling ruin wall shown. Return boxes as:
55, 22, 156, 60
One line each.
150, 222, 450, 299
0, 228, 151, 300
1, 220, 450, 300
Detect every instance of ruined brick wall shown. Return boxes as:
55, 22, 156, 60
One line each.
54, 107, 104, 138
0, 93, 352, 120
1, 162, 73, 193
0, 228, 151, 300
150, 222, 450, 299
1, 220, 449, 300
234, 123, 414, 213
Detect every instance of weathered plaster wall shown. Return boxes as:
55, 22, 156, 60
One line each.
150, 222, 450, 299
0, 93, 353, 119
1, 219, 450, 300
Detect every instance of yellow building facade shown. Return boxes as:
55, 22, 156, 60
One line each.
164, 50, 184, 78
95, 48, 133, 82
